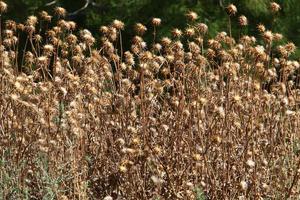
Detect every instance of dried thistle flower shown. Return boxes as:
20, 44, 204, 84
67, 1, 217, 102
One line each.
39, 11, 52, 22
66, 34, 77, 46
24, 25, 35, 35
116, 138, 125, 145
5, 20, 16, 31
285, 42, 296, 54
43, 44, 54, 54
103, 196, 113, 200
37, 56, 48, 65
196, 23, 208, 34
151, 175, 164, 185
152, 18, 161, 26
161, 37, 172, 46
171, 28, 183, 38
270, 2, 281, 13
239, 15, 248, 26
99, 25, 109, 34
273, 33, 283, 41
185, 27, 195, 37
68, 21, 76, 30
246, 159, 255, 168
0, 1, 7, 13
134, 23, 147, 35
257, 24, 266, 33
26, 16, 38, 26
3, 29, 13, 38
25, 51, 34, 64
240, 181, 248, 191
262, 30, 273, 43
119, 165, 127, 173
112, 19, 125, 30
186, 11, 198, 21
81, 29, 95, 46
54, 7, 67, 18
152, 43, 162, 52
33, 34, 42, 43
227, 4, 237, 16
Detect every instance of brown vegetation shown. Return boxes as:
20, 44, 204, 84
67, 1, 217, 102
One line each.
0, 1, 300, 199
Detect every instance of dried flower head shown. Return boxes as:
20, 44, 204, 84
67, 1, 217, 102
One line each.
39, 11, 52, 22
171, 28, 183, 38
37, 56, 48, 65
66, 33, 77, 45
152, 43, 162, 52
134, 23, 147, 35
196, 23, 208, 34
262, 30, 273, 42
58, 20, 72, 31
4, 29, 13, 38
5, 20, 16, 31
119, 165, 127, 173
68, 21, 76, 30
99, 26, 109, 35
26, 16, 38, 26
239, 15, 248, 26
103, 196, 113, 200
24, 25, 35, 35
161, 37, 172, 46
25, 51, 34, 64
112, 19, 125, 30
257, 24, 266, 33
33, 34, 42, 42
185, 27, 195, 37
285, 42, 296, 54
273, 33, 283, 41
240, 181, 248, 191
246, 159, 255, 168
43, 44, 54, 54
270, 2, 281, 13
227, 4, 237, 16
54, 7, 67, 18
186, 11, 198, 21
152, 18, 161, 26
0, 1, 7, 13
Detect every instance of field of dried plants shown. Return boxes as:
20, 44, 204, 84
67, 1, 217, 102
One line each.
0, 1, 300, 199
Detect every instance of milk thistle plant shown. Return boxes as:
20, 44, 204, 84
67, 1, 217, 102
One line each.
0, 1, 300, 199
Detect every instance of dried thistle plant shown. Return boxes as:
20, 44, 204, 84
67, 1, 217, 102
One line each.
0, 1, 300, 200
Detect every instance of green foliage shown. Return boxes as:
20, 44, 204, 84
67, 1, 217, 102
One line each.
1, 150, 70, 199
194, 187, 206, 200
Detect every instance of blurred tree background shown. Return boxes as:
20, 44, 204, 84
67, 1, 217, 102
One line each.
3, 0, 300, 56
